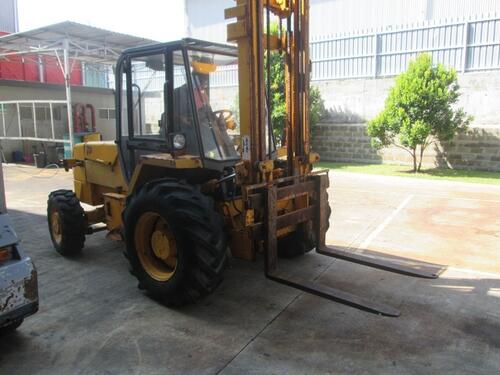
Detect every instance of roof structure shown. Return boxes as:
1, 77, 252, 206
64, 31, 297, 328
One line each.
0, 21, 159, 64
0, 21, 161, 150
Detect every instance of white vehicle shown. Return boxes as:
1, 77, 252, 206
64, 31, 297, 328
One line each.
0, 213, 38, 334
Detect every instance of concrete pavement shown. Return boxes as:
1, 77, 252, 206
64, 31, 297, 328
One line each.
0, 164, 499, 374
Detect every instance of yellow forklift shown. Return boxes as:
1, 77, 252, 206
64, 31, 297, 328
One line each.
47, 0, 437, 316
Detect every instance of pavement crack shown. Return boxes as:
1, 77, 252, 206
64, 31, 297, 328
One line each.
214, 258, 339, 375
214, 291, 303, 374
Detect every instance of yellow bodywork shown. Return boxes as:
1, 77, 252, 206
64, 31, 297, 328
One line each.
71, 141, 204, 204
63, 0, 324, 262
68, 139, 314, 261
72, 141, 127, 206
69, 141, 204, 236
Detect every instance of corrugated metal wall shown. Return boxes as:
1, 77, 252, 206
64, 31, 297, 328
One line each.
186, 0, 500, 41
187, 0, 233, 43
308, 0, 500, 37
309, 0, 426, 37
183, 16, 500, 86
429, 0, 500, 21
0, 0, 18, 33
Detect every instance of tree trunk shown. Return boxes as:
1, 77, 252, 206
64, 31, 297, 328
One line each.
412, 148, 417, 173
417, 145, 425, 172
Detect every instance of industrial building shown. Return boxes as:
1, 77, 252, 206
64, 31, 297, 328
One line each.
0, 0, 18, 33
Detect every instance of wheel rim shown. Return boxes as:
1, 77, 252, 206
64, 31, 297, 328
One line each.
50, 210, 62, 244
134, 212, 178, 282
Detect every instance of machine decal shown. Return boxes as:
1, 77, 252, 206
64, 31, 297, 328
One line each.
242, 135, 250, 160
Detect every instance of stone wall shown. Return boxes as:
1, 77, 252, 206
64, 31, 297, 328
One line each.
311, 123, 500, 172
311, 70, 500, 171
313, 71, 500, 126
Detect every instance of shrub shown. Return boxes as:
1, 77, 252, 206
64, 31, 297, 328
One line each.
367, 54, 472, 172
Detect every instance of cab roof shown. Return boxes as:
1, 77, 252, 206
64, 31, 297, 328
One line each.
122, 38, 238, 58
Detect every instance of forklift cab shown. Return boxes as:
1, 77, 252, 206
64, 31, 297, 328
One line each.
115, 39, 241, 181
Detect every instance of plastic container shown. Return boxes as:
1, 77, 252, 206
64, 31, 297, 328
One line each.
33, 152, 47, 168
12, 150, 24, 163
63, 134, 82, 159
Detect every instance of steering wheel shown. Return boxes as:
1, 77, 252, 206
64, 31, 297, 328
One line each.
213, 109, 233, 121
213, 109, 236, 130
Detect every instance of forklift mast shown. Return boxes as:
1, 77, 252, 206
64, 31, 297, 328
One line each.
225, 0, 312, 182
225, 0, 439, 317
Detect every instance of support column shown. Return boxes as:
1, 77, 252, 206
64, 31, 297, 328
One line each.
461, 22, 469, 73
0, 161, 6, 213
38, 55, 44, 83
63, 40, 74, 152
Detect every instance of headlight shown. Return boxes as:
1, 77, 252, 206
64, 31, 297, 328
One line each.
173, 133, 186, 150
0, 246, 14, 263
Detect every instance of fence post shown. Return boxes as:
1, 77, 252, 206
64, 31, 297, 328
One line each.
461, 21, 469, 73
32, 102, 37, 138
16, 102, 21, 137
1, 103, 5, 137
373, 33, 379, 78
49, 102, 55, 140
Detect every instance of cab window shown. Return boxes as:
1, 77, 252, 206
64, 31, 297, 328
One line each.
186, 50, 240, 161
129, 53, 166, 138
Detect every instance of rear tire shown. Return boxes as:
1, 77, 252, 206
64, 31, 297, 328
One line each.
47, 189, 86, 256
123, 179, 227, 306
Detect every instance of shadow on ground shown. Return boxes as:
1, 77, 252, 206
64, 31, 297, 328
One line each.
1, 207, 499, 374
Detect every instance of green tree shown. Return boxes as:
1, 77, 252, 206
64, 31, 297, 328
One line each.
267, 24, 326, 144
309, 85, 327, 127
367, 54, 472, 172
268, 48, 286, 142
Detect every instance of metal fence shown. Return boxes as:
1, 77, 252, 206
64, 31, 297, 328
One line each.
311, 16, 500, 80
197, 16, 500, 85
207, 16, 500, 84
86, 16, 500, 89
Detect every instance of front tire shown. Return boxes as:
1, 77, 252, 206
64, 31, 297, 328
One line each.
47, 189, 86, 256
123, 179, 227, 306
278, 222, 316, 258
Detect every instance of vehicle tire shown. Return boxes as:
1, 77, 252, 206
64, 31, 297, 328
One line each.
123, 179, 227, 306
47, 189, 86, 256
0, 318, 23, 335
278, 190, 332, 258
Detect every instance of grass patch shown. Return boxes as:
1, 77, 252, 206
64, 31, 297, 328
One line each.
318, 161, 500, 186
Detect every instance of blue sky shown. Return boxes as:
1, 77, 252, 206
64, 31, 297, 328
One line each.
17, 0, 186, 42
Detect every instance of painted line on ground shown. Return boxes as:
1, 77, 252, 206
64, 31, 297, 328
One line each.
446, 266, 500, 278
359, 194, 414, 249
332, 187, 500, 204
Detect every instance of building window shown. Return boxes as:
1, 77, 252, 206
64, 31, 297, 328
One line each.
36, 107, 46, 121
20, 106, 33, 120
52, 107, 62, 121
98, 109, 107, 119
98, 108, 116, 120
18, 106, 62, 121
